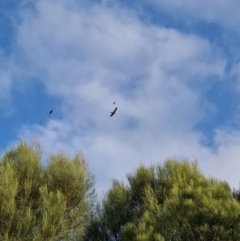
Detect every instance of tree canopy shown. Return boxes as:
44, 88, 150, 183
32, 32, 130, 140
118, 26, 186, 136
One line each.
1, 140, 240, 241
0, 140, 95, 241
84, 159, 240, 241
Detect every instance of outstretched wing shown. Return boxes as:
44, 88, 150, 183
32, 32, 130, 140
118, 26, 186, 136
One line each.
110, 107, 117, 117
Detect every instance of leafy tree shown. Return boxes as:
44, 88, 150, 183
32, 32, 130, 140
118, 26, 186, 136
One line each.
122, 186, 164, 241
156, 160, 240, 241
0, 140, 95, 241
233, 187, 240, 202
84, 180, 131, 241
84, 159, 240, 241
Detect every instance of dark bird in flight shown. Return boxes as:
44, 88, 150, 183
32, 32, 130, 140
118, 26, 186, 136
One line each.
49, 110, 53, 114
113, 102, 116, 104
110, 107, 117, 117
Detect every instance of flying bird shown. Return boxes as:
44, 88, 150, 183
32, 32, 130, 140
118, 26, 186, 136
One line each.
49, 110, 53, 114
113, 102, 116, 104
110, 107, 117, 117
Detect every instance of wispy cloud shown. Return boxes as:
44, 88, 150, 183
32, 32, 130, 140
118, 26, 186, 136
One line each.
1, 0, 240, 192
145, 0, 240, 33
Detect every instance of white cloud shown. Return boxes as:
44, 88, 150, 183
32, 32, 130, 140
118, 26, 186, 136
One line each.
4, 0, 240, 192
145, 0, 240, 32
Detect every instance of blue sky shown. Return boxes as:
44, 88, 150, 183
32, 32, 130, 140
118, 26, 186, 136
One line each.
1, 0, 240, 193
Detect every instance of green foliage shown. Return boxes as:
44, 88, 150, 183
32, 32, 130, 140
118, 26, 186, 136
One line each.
1, 140, 240, 241
102, 180, 131, 239
83, 202, 111, 241
83, 180, 131, 241
233, 187, 240, 202
0, 140, 94, 241
84, 159, 240, 241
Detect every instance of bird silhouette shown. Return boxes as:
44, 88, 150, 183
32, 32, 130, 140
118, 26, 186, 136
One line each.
49, 110, 53, 114
110, 107, 117, 117
113, 102, 116, 104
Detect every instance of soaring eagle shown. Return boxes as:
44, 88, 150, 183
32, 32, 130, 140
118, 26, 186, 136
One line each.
110, 107, 117, 117
49, 110, 53, 114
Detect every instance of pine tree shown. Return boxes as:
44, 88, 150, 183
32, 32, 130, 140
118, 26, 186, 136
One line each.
0, 140, 95, 241
84, 159, 240, 241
